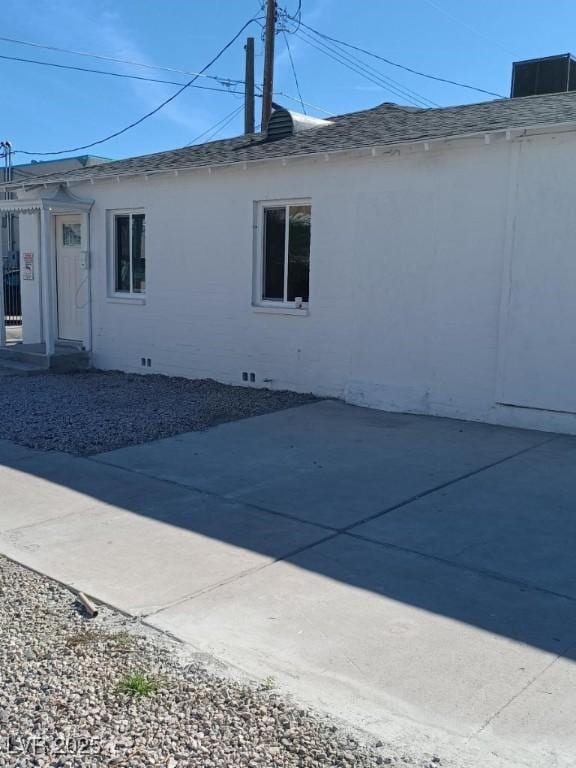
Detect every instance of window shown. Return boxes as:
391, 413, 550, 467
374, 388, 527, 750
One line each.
259, 202, 311, 305
62, 222, 81, 246
112, 211, 146, 294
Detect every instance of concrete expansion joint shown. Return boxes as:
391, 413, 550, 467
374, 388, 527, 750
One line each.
344, 530, 576, 605
341, 435, 558, 534
2, 452, 54, 468
86, 455, 340, 533
85, 432, 569, 621
142, 531, 340, 621
3, 507, 86, 536
473, 636, 576, 739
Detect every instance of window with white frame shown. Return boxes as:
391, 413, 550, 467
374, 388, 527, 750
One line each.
111, 211, 146, 294
258, 201, 311, 306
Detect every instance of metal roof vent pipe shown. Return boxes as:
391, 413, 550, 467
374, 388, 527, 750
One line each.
266, 108, 332, 141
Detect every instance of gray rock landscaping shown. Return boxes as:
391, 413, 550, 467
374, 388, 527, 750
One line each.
0, 370, 316, 455
0, 556, 427, 768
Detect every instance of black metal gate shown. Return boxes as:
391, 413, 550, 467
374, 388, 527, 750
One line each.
2, 141, 20, 330
4, 265, 22, 325
3, 254, 21, 326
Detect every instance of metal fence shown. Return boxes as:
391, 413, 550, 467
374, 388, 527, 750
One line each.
3, 257, 21, 326
2, 142, 20, 330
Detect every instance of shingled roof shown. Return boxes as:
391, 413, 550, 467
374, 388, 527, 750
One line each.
8, 90, 576, 188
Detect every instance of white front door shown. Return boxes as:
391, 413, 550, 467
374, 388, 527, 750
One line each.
55, 214, 85, 342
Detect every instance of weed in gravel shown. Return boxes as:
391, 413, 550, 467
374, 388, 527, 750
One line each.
66, 628, 134, 656
107, 630, 134, 651
116, 672, 161, 697
65, 629, 106, 647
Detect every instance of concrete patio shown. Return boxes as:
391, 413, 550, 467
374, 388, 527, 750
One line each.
0, 400, 575, 767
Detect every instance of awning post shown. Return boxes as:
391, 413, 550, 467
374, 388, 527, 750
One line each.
40, 207, 55, 356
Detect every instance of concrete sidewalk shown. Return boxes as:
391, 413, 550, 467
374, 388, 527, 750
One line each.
1, 401, 575, 767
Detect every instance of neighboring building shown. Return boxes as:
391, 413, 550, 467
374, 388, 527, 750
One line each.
3, 61, 576, 435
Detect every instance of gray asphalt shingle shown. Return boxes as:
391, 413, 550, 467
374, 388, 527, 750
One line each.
7, 91, 576, 187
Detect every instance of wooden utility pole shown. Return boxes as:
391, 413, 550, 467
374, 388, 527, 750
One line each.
244, 37, 255, 134
261, 0, 276, 130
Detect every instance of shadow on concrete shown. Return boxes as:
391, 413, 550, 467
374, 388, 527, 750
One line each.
2, 400, 576, 660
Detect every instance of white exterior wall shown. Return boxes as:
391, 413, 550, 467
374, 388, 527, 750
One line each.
67, 129, 576, 434
18, 212, 42, 344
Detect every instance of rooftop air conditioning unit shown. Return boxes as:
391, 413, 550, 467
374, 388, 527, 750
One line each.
511, 54, 576, 98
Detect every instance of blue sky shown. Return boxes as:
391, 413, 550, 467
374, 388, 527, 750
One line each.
3, 0, 576, 163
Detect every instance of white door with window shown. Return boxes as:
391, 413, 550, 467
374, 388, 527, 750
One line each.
55, 214, 85, 342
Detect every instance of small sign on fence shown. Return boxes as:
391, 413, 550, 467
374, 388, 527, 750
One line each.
23, 252, 34, 280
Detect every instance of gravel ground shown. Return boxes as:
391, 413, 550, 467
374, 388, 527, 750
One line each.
0, 557, 442, 768
0, 370, 316, 456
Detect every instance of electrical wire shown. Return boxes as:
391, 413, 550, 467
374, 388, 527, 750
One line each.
295, 28, 437, 108
0, 34, 244, 86
0, 52, 246, 95
200, 107, 244, 144
299, 21, 505, 98
0, 50, 335, 120
273, 90, 334, 115
282, 30, 306, 113
296, 26, 438, 107
278, 0, 302, 34
419, 0, 517, 56
306, 27, 439, 108
295, 30, 420, 106
14, 13, 260, 157
186, 104, 244, 145
198, 104, 244, 143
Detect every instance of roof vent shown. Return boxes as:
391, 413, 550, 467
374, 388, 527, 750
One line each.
266, 108, 332, 141
511, 54, 576, 97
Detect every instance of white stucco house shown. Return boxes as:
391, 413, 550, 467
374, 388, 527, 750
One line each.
2, 87, 576, 435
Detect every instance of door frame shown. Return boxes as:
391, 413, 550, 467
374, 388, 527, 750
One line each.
54, 213, 85, 344
39, 188, 93, 355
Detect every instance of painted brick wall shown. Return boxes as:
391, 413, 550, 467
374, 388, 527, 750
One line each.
66, 130, 576, 435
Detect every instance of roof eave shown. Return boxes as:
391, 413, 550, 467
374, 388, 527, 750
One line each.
5, 119, 576, 192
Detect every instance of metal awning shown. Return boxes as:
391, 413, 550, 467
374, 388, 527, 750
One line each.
0, 185, 93, 214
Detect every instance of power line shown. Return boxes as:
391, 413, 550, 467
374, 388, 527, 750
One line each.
282, 30, 306, 113
0, 48, 335, 119
295, 28, 437, 108
274, 90, 333, 115
296, 26, 438, 108
277, 5, 433, 107
0, 34, 244, 86
0, 52, 246, 95
186, 104, 244, 145
299, 21, 505, 99
278, 0, 303, 34
419, 0, 517, 56
306, 26, 439, 108
14, 13, 260, 157
295, 30, 420, 106
207, 104, 245, 140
